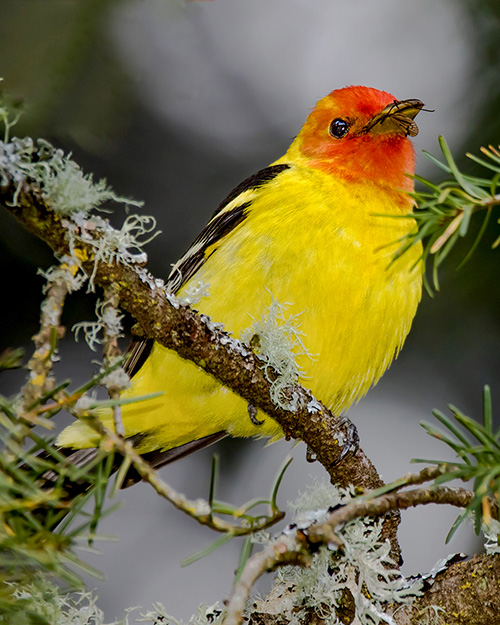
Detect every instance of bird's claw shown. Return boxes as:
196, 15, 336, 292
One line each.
248, 403, 264, 426
337, 416, 359, 462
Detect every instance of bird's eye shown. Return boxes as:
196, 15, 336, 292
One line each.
329, 118, 350, 139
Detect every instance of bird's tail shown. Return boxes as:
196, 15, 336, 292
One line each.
36, 430, 227, 505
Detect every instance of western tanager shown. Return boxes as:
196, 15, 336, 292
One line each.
58, 86, 424, 472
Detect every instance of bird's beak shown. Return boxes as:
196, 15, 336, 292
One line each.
363, 99, 425, 138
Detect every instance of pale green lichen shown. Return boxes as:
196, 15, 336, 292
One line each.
73, 298, 125, 351
241, 296, 315, 411
101, 367, 131, 392
0, 126, 159, 291
0, 136, 37, 191
413, 604, 446, 625
289, 477, 354, 520
38, 257, 87, 294
2, 577, 131, 625
34, 141, 137, 216
176, 281, 210, 306
0, 88, 22, 143
482, 518, 500, 555
0, 133, 141, 216
73, 392, 100, 413
273, 480, 423, 625
64, 211, 159, 290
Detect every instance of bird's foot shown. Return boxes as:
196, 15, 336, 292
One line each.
248, 403, 264, 426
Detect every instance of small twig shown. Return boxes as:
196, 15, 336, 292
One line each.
85, 417, 285, 535
37, 360, 124, 417
307, 485, 475, 547
396, 465, 448, 487
223, 535, 312, 625
20, 258, 79, 425
362, 465, 449, 498
479, 191, 500, 208
102, 288, 125, 437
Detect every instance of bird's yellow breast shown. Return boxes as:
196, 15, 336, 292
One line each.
58, 165, 421, 453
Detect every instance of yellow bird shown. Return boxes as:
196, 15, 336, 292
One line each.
58, 86, 423, 472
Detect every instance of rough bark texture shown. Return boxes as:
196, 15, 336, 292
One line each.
395, 553, 500, 624
248, 553, 500, 625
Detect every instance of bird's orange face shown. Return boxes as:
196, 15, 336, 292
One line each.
296, 86, 424, 194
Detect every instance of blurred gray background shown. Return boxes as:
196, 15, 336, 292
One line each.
1, 0, 500, 621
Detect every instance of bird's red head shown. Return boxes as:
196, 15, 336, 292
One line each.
293, 86, 424, 195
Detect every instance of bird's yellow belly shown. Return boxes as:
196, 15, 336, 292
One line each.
58, 175, 422, 453
120, 191, 420, 452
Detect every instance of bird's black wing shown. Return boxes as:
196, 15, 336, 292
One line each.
124, 163, 291, 379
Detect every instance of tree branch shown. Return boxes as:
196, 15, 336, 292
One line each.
0, 175, 380, 488
226, 482, 498, 625
0, 170, 401, 555
306, 485, 475, 547
395, 553, 500, 625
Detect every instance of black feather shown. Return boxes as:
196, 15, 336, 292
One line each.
127, 164, 292, 380
210, 163, 290, 220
